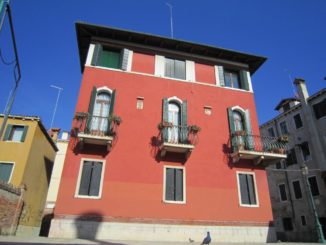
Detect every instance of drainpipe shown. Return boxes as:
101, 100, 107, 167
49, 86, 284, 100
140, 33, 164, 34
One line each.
10, 184, 26, 235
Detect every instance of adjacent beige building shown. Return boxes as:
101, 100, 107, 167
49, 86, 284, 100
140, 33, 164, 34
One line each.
260, 79, 326, 242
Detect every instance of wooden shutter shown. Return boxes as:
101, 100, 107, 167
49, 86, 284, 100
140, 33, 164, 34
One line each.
165, 168, 175, 201
175, 169, 183, 201
107, 90, 116, 134
175, 60, 186, 80
91, 44, 102, 66
181, 100, 188, 143
247, 174, 257, 205
162, 98, 168, 142
120, 49, 129, 71
218, 66, 225, 86
21, 126, 29, 142
240, 70, 249, 91
0, 163, 13, 182
89, 162, 102, 196
3, 124, 12, 141
164, 58, 174, 78
78, 161, 93, 195
227, 108, 236, 151
86, 87, 97, 132
244, 110, 254, 150
239, 174, 250, 205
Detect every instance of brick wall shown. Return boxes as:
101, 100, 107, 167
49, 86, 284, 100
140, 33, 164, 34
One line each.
0, 181, 25, 235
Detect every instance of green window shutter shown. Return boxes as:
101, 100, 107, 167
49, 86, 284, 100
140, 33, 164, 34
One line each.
107, 90, 116, 134
89, 161, 103, 196
86, 87, 97, 132
175, 168, 183, 201
244, 110, 254, 150
162, 98, 169, 142
21, 126, 29, 142
3, 124, 12, 141
227, 108, 236, 152
240, 70, 249, 91
181, 100, 188, 143
91, 44, 102, 66
218, 66, 225, 86
99, 49, 121, 69
165, 168, 175, 201
78, 161, 93, 196
120, 48, 129, 71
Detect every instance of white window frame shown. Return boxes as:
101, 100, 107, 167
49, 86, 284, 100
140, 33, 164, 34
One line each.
292, 179, 303, 200
5, 124, 26, 143
0, 161, 15, 182
163, 165, 186, 204
75, 158, 106, 199
278, 183, 288, 202
236, 171, 259, 208
308, 175, 320, 196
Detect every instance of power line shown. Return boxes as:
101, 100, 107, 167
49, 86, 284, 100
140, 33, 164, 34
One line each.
50, 85, 63, 129
165, 2, 174, 38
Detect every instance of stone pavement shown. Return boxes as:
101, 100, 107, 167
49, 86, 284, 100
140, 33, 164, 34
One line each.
0, 236, 320, 245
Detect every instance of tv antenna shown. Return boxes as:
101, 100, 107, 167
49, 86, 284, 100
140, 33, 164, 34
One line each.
165, 2, 174, 38
50, 85, 63, 129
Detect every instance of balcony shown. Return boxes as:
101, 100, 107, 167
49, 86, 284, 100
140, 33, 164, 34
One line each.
230, 132, 287, 165
74, 112, 121, 151
159, 123, 200, 158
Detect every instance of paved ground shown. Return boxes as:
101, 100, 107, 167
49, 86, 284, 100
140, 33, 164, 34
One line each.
0, 236, 321, 245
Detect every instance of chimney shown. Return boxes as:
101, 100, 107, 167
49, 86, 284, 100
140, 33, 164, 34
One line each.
294, 78, 309, 102
48, 128, 61, 142
61, 131, 69, 141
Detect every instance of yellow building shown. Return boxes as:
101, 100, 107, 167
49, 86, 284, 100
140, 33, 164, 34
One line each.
0, 115, 58, 236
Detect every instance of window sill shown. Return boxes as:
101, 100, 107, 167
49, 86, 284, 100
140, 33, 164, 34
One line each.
74, 195, 102, 199
239, 204, 259, 208
163, 200, 186, 205
4, 140, 23, 143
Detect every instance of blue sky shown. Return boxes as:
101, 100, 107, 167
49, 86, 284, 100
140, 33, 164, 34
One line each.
0, 0, 325, 132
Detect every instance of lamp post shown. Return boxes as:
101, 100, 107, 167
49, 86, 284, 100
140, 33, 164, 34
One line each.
301, 164, 326, 243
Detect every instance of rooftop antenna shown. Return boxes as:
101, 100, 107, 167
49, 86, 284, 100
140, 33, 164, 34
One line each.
165, 2, 174, 38
50, 85, 63, 129
284, 68, 298, 98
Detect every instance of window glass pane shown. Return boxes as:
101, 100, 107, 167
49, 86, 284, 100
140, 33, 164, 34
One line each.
279, 184, 287, 201
239, 174, 250, 205
247, 174, 257, 205
224, 71, 232, 87
91, 92, 111, 133
268, 127, 275, 137
231, 73, 240, 89
293, 180, 302, 199
280, 121, 288, 135
164, 58, 174, 78
175, 169, 183, 201
301, 216, 307, 226
10, 126, 24, 142
301, 142, 310, 161
224, 70, 240, 88
308, 176, 320, 196
294, 114, 303, 129
0, 163, 14, 182
313, 99, 326, 119
174, 59, 186, 80
283, 218, 293, 231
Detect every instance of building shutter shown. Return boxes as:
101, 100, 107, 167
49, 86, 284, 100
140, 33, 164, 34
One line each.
3, 124, 12, 141
120, 48, 129, 71
180, 100, 188, 143
164, 58, 174, 78
239, 174, 250, 205
78, 161, 93, 196
247, 174, 257, 205
91, 44, 102, 66
227, 108, 236, 151
89, 161, 102, 196
240, 70, 249, 91
217, 66, 225, 86
21, 126, 29, 142
154, 55, 165, 77
175, 169, 183, 201
165, 168, 175, 201
0, 163, 13, 182
244, 110, 254, 150
86, 87, 97, 132
107, 90, 116, 134
162, 98, 169, 142
175, 60, 186, 80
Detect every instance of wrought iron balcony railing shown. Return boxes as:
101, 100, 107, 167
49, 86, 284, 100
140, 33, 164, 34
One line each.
159, 124, 199, 145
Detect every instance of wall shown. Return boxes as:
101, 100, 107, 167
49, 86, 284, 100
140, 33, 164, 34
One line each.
0, 182, 24, 235
54, 65, 273, 227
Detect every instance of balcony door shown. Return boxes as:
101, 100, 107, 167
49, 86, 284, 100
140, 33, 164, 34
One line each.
233, 110, 245, 147
91, 92, 111, 136
168, 102, 180, 143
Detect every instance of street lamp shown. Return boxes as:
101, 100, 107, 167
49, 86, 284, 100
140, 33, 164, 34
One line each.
301, 164, 326, 243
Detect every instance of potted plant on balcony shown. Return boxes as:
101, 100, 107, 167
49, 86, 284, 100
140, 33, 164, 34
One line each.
157, 121, 173, 130
234, 130, 246, 137
277, 135, 289, 143
74, 112, 88, 120
109, 115, 122, 125
188, 125, 201, 134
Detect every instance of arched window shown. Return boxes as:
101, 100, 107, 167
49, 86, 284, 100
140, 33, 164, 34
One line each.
168, 102, 181, 142
233, 110, 244, 132
91, 91, 111, 135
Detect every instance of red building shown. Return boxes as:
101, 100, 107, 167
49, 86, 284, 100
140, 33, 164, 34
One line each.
50, 22, 287, 242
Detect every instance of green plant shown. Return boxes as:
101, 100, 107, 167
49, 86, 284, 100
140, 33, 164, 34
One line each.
74, 112, 88, 120
234, 130, 246, 136
278, 135, 289, 143
109, 115, 122, 125
188, 125, 201, 133
158, 121, 173, 130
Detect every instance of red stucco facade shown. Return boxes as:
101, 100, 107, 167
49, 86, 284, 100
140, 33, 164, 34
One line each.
54, 49, 273, 226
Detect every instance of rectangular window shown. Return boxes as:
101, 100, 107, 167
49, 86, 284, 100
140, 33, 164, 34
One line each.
301, 142, 311, 161
293, 114, 303, 129
224, 70, 241, 89
77, 160, 104, 198
4, 125, 28, 142
308, 176, 320, 196
164, 58, 186, 80
282, 217, 293, 231
164, 167, 185, 203
267, 127, 275, 137
292, 180, 302, 199
313, 99, 326, 119
279, 121, 288, 135
286, 148, 297, 167
278, 183, 287, 201
301, 215, 307, 226
0, 162, 14, 182
136, 97, 144, 110
237, 172, 258, 206
98, 47, 121, 69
